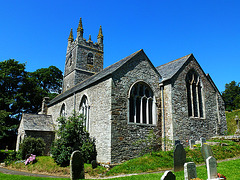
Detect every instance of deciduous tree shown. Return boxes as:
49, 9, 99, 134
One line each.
222, 81, 240, 111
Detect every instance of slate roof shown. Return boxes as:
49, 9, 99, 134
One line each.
20, 113, 54, 131
156, 54, 192, 82
49, 49, 143, 106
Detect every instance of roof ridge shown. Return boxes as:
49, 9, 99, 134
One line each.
157, 53, 192, 68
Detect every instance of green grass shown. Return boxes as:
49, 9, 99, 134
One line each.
9, 156, 107, 177
107, 140, 240, 176
225, 109, 240, 135
11, 156, 70, 176
1, 159, 240, 179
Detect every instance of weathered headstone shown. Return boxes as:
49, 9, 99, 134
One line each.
189, 139, 195, 149
161, 171, 176, 180
70, 150, 84, 180
201, 144, 214, 163
206, 156, 218, 180
173, 143, 186, 172
184, 162, 197, 180
174, 140, 181, 146
91, 160, 97, 169
200, 137, 206, 146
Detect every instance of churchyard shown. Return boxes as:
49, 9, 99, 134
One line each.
1, 138, 239, 179
0, 110, 240, 179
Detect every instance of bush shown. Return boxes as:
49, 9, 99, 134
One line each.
19, 136, 46, 159
4, 151, 21, 165
51, 113, 97, 166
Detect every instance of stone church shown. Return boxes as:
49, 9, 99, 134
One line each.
16, 18, 227, 164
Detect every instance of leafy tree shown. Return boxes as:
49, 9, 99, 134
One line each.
51, 113, 97, 167
30, 66, 63, 94
222, 81, 240, 111
0, 59, 63, 149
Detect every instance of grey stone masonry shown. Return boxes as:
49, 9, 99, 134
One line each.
158, 54, 227, 147
70, 150, 84, 180
173, 144, 186, 172
110, 50, 161, 163
184, 162, 197, 180
161, 171, 176, 180
63, 19, 103, 92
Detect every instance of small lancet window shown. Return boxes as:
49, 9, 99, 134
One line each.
129, 82, 155, 125
186, 70, 204, 118
60, 103, 66, 117
87, 53, 94, 65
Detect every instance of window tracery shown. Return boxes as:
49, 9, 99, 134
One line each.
129, 82, 155, 124
80, 95, 89, 131
186, 70, 204, 118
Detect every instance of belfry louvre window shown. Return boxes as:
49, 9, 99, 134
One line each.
186, 70, 204, 118
79, 95, 89, 131
129, 82, 154, 124
87, 53, 93, 65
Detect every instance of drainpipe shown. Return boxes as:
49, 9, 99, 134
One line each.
160, 83, 166, 151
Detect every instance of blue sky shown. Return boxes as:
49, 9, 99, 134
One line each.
0, 0, 239, 92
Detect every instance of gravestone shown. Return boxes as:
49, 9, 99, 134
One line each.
201, 144, 214, 163
206, 156, 218, 180
200, 137, 206, 146
174, 140, 181, 146
91, 160, 97, 169
189, 139, 195, 149
184, 162, 197, 180
161, 171, 176, 180
173, 143, 186, 172
70, 150, 84, 180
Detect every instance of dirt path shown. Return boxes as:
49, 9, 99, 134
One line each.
0, 156, 240, 179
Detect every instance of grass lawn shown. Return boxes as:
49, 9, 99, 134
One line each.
1, 158, 239, 179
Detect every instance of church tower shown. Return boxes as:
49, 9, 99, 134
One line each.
62, 18, 104, 92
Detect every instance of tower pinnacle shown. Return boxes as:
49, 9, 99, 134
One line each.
77, 18, 84, 39
68, 28, 74, 42
97, 25, 103, 39
77, 18, 83, 32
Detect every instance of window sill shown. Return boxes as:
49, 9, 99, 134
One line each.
128, 122, 157, 127
189, 116, 206, 120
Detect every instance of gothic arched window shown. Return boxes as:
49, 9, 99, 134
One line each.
60, 103, 66, 117
186, 70, 204, 118
129, 82, 155, 124
80, 95, 89, 131
87, 53, 93, 65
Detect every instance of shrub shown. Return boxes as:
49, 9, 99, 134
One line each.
51, 113, 97, 166
19, 136, 46, 159
4, 150, 21, 165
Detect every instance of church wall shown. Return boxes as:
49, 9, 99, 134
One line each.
170, 58, 226, 146
74, 78, 112, 163
216, 93, 227, 135
62, 71, 76, 92
47, 78, 112, 163
110, 53, 161, 163
161, 83, 174, 149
